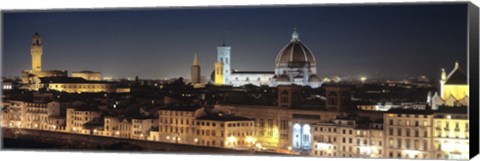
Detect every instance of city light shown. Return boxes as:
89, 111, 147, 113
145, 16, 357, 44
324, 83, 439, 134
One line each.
245, 136, 256, 144
360, 76, 367, 82
316, 143, 331, 150
404, 149, 420, 158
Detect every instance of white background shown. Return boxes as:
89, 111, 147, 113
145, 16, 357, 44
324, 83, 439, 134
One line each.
0, 0, 478, 161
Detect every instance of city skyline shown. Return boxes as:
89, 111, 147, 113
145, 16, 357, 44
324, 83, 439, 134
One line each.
3, 4, 468, 80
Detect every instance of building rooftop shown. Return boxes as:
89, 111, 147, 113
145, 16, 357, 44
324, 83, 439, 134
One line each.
197, 113, 253, 121
73, 71, 100, 74
40, 77, 113, 84
435, 106, 467, 114
385, 108, 434, 115
159, 105, 203, 111
445, 69, 467, 85
231, 70, 274, 74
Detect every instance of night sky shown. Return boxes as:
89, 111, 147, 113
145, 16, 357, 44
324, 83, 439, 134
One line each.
2, 3, 468, 80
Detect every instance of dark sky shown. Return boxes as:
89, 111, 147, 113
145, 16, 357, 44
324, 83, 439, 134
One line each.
2, 3, 468, 80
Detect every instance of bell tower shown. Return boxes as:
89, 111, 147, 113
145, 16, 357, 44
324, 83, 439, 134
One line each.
217, 43, 231, 85
31, 32, 43, 72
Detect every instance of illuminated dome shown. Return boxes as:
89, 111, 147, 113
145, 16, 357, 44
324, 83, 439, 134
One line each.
276, 75, 290, 82
275, 28, 316, 68
308, 75, 321, 82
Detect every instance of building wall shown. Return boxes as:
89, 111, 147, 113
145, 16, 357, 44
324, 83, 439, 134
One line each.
441, 85, 469, 100
131, 118, 158, 140
214, 62, 224, 85
217, 46, 231, 84
224, 105, 341, 150
47, 83, 116, 93
384, 113, 433, 159
66, 108, 102, 134
432, 113, 469, 159
158, 110, 197, 144
229, 73, 274, 87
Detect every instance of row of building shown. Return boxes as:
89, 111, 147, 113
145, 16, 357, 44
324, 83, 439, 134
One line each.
1, 89, 469, 160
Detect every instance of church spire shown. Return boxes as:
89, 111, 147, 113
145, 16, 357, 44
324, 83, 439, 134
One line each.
441, 68, 446, 81
193, 53, 199, 66
291, 27, 300, 42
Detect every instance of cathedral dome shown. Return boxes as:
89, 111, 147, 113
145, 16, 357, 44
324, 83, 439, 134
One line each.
308, 74, 321, 82
275, 28, 316, 68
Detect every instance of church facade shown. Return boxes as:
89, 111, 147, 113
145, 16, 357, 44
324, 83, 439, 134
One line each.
428, 61, 469, 109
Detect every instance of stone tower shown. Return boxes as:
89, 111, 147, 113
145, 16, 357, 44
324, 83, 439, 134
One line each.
31, 32, 43, 72
217, 43, 231, 85
191, 53, 201, 85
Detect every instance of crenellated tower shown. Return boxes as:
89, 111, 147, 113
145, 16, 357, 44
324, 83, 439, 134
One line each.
31, 32, 43, 72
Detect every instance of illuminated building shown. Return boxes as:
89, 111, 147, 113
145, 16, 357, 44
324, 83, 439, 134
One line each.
230, 71, 275, 87
432, 106, 469, 160
211, 28, 322, 88
66, 107, 102, 134
384, 109, 434, 159
21, 33, 68, 85
31, 32, 43, 72
273, 28, 322, 88
311, 117, 384, 158
38, 77, 119, 93
195, 114, 255, 149
71, 71, 101, 81
158, 105, 203, 144
1, 100, 27, 128
217, 44, 231, 84
101, 116, 133, 138
430, 62, 468, 109
131, 117, 158, 140
1, 100, 71, 131
157, 105, 255, 149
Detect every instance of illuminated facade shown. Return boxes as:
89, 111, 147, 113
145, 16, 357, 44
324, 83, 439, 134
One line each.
431, 62, 468, 109
230, 71, 274, 87
194, 114, 255, 149
131, 117, 158, 140
38, 77, 118, 93
66, 107, 102, 134
100, 116, 133, 138
311, 118, 385, 158
157, 106, 255, 149
158, 106, 203, 144
384, 109, 434, 159
214, 62, 224, 85
1, 100, 71, 131
432, 106, 469, 160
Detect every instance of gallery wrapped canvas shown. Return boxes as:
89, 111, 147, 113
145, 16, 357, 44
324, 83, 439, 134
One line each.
1, 1, 479, 161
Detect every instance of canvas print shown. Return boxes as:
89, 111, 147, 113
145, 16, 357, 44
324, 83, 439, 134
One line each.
1, 2, 478, 160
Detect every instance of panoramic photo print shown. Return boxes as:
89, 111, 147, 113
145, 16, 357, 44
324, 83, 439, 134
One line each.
1, 2, 476, 160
